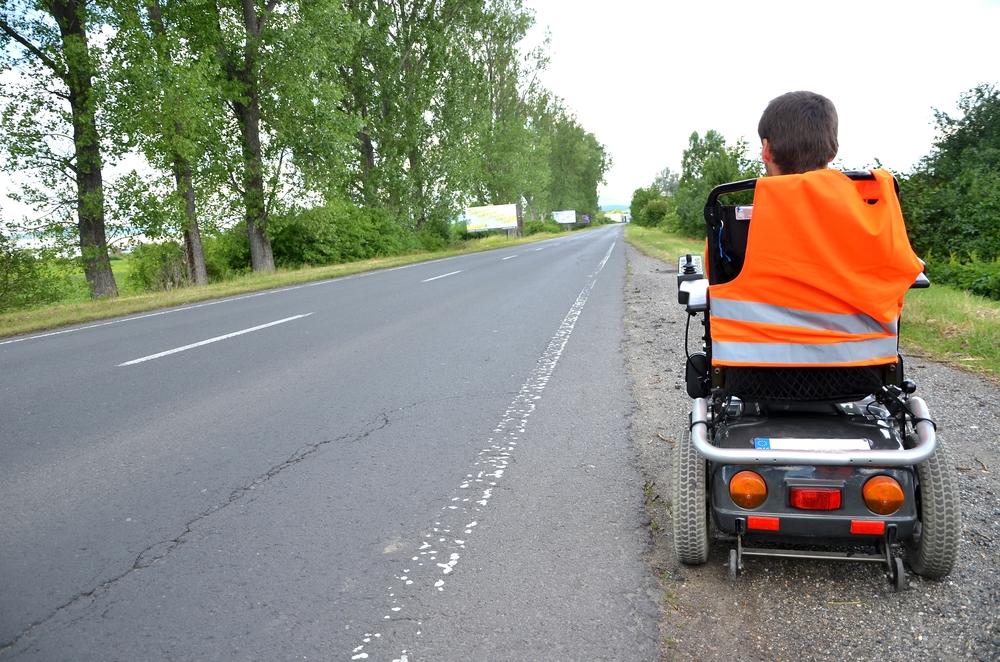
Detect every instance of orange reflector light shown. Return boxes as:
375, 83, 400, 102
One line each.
850, 520, 886, 536
747, 516, 780, 531
862, 476, 905, 515
789, 487, 842, 511
729, 471, 767, 509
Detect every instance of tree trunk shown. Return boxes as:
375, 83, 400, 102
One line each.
234, 96, 274, 272
358, 128, 376, 204
147, 0, 208, 286
232, 0, 273, 273
408, 146, 427, 230
49, 0, 118, 298
174, 160, 208, 284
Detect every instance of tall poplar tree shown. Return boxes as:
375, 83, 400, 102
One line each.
0, 0, 118, 297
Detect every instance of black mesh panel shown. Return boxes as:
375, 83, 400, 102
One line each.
720, 366, 887, 402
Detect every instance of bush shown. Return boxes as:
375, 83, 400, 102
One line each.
524, 219, 564, 235
127, 242, 189, 291
0, 235, 69, 311
202, 223, 251, 281
925, 254, 1000, 301
641, 198, 672, 227
269, 201, 416, 267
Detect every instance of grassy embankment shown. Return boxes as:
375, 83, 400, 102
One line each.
0, 230, 583, 339
624, 224, 1000, 380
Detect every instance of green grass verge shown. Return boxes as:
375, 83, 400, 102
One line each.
624, 224, 704, 263
624, 224, 1000, 380
899, 285, 1000, 379
0, 230, 582, 339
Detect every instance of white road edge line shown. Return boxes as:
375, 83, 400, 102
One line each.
421, 270, 462, 283
347, 238, 617, 660
118, 313, 313, 367
501, 255, 518, 260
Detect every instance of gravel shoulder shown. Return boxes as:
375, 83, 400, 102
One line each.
623, 244, 999, 661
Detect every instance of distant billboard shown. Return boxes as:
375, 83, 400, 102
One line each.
552, 209, 576, 225
461, 204, 518, 232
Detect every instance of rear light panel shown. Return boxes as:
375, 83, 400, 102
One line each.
863, 475, 905, 515
729, 471, 767, 509
789, 487, 842, 511
747, 516, 780, 531
850, 520, 886, 536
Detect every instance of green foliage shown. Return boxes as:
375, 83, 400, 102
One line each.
641, 198, 673, 227
630, 186, 663, 227
524, 219, 563, 235
674, 130, 762, 237
0, 234, 70, 312
925, 254, 1000, 301
126, 242, 189, 291
901, 84, 1000, 262
202, 225, 251, 281
268, 202, 416, 267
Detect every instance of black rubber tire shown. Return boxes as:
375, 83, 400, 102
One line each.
672, 427, 710, 565
728, 548, 739, 582
906, 434, 962, 579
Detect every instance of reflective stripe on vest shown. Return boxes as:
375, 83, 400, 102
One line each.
712, 336, 899, 366
711, 299, 898, 336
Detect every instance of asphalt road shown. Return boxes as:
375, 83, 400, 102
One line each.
0, 225, 660, 661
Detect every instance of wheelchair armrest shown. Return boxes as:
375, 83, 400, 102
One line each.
678, 278, 708, 313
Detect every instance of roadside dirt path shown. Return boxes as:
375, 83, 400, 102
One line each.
623, 244, 999, 661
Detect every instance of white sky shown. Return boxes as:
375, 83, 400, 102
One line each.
524, 0, 1000, 205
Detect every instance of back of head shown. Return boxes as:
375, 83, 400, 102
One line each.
758, 91, 838, 174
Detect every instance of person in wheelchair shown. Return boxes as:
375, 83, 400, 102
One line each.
673, 91, 960, 589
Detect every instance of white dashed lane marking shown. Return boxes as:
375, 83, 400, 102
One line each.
421, 270, 463, 283
118, 313, 313, 366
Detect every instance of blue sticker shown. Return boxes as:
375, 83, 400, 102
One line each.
753, 438, 771, 449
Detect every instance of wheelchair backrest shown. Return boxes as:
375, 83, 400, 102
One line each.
701, 169, 922, 400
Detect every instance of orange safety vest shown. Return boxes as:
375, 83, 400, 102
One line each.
709, 169, 923, 368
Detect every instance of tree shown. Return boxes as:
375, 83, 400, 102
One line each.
106, 0, 224, 285
653, 166, 679, 196
674, 130, 762, 237
1, 0, 118, 297
543, 104, 609, 216
629, 185, 662, 227
901, 84, 1000, 261
186, 0, 355, 273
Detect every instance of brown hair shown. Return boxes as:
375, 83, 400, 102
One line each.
758, 91, 838, 174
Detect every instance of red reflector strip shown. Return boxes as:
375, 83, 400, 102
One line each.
747, 516, 780, 531
850, 520, 886, 536
789, 487, 842, 511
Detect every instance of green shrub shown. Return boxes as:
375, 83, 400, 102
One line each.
641, 198, 672, 227
925, 254, 1000, 301
269, 201, 416, 267
523, 220, 546, 235
127, 241, 189, 291
202, 224, 251, 281
0, 235, 70, 311
524, 219, 564, 235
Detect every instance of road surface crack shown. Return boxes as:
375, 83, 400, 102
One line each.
0, 412, 392, 657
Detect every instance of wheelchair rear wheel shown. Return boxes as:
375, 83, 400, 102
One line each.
906, 434, 962, 579
673, 428, 710, 564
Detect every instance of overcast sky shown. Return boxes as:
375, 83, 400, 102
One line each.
524, 0, 1000, 205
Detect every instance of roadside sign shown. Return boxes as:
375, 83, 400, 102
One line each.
461, 204, 519, 232
552, 209, 576, 225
